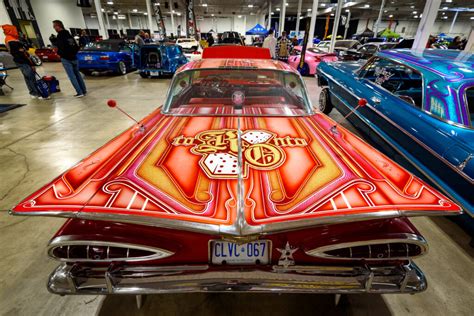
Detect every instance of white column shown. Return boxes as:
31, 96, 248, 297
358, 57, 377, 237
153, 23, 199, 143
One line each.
412, 0, 441, 50
374, 0, 386, 36
93, 0, 108, 39
448, 11, 459, 34
267, 1, 272, 29
465, 27, 474, 52
295, 0, 302, 33
170, 10, 175, 36
127, 13, 132, 29
146, 0, 154, 34
279, 0, 286, 34
244, 15, 247, 34
307, 0, 319, 48
104, 12, 111, 30
329, 0, 343, 53
343, 9, 351, 39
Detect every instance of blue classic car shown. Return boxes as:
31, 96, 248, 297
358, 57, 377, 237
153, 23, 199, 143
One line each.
138, 44, 188, 78
78, 39, 139, 75
317, 49, 474, 223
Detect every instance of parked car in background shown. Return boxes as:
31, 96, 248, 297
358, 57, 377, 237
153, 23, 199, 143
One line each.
138, 44, 188, 78
11, 46, 461, 296
35, 47, 61, 62
176, 38, 202, 62
288, 46, 338, 75
317, 49, 474, 226
316, 40, 360, 54
220, 31, 244, 45
78, 39, 139, 75
340, 42, 398, 61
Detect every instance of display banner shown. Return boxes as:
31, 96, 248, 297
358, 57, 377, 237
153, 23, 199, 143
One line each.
298, 19, 310, 72
154, 2, 166, 38
185, 0, 198, 39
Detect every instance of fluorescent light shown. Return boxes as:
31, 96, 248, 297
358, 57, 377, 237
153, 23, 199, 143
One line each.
442, 16, 448, 19
413, 11, 417, 14
470, 16, 474, 20
238, 15, 242, 18
154, 3, 160, 6
320, 3, 326, 7
276, 8, 280, 11
442, 6, 448, 10
113, 11, 118, 15
414, 15, 418, 18
383, 10, 387, 13
410, 5, 414, 8
248, 4, 253, 8
345, 9, 350, 12
101, 8, 104, 12
211, 13, 215, 16
307, 8, 312, 12
177, 12, 181, 16
202, 3, 208, 7
330, 13, 334, 16
389, 14, 393, 18
143, 12, 147, 15
446, 0, 453, 2
364, 4, 370, 8
172, 10, 175, 13
132, 9, 138, 12
271, 12, 274, 15
285, 2, 289, 6
107, 1, 113, 4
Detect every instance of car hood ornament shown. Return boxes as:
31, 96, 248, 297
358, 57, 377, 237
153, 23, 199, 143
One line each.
277, 242, 298, 268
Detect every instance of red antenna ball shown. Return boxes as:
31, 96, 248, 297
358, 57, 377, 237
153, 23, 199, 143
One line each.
358, 98, 368, 107
107, 99, 117, 108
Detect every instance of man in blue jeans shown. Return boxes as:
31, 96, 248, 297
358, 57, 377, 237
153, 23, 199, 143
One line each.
53, 20, 87, 98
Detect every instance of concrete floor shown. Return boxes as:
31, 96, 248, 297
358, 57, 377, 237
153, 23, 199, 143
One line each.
0, 62, 473, 316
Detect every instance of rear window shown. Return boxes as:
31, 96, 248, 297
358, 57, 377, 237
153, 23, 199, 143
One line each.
465, 86, 474, 126
83, 42, 120, 52
163, 69, 311, 116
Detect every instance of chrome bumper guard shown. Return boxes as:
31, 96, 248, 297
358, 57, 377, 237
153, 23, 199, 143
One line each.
48, 262, 426, 295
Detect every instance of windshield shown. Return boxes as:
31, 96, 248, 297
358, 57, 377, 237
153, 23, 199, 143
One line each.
163, 69, 311, 116
83, 42, 120, 51
178, 39, 195, 43
466, 86, 474, 126
336, 41, 358, 48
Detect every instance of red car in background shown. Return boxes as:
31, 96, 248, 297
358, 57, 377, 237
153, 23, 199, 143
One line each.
288, 46, 338, 76
35, 47, 61, 62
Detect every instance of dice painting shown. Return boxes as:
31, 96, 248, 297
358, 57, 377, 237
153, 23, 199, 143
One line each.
241, 130, 273, 144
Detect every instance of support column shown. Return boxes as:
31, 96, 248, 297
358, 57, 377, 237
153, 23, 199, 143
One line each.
448, 10, 459, 34
267, 0, 272, 29
279, 0, 286, 34
328, 0, 343, 53
105, 12, 111, 30
127, 13, 132, 29
307, 0, 319, 48
343, 9, 351, 39
295, 0, 302, 33
374, 0, 386, 36
93, 0, 108, 39
412, 0, 441, 50
244, 15, 247, 34
146, 0, 154, 34
170, 10, 175, 37
465, 27, 474, 52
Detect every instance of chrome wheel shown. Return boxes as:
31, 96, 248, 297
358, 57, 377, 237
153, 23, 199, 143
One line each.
118, 61, 127, 75
318, 88, 333, 114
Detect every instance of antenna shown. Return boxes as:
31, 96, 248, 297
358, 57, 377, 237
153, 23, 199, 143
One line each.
330, 98, 367, 134
107, 99, 146, 132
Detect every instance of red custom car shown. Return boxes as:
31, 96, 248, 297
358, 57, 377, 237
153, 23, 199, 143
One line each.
35, 47, 61, 62
11, 47, 461, 296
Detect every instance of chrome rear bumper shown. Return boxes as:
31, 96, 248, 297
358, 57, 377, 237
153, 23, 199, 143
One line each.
48, 262, 426, 295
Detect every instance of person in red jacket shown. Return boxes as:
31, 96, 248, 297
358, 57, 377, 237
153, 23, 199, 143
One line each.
2, 24, 48, 99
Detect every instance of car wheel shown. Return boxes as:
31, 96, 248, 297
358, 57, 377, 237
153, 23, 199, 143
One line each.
117, 61, 127, 75
318, 87, 333, 114
31, 55, 42, 66
139, 72, 149, 78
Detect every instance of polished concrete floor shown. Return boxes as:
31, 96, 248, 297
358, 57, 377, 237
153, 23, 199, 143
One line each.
0, 62, 473, 316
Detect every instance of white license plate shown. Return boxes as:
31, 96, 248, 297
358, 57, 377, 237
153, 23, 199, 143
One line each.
210, 240, 270, 265
42, 56, 48, 59
150, 70, 160, 76
84, 56, 93, 61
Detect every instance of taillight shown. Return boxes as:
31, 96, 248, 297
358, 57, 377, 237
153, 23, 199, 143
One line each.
48, 240, 173, 262
305, 235, 427, 260
99, 55, 110, 60
193, 51, 201, 55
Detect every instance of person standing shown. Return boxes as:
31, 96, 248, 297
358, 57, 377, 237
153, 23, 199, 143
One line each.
2, 24, 47, 99
135, 30, 145, 47
78, 29, 90, 48
276, 31, 293, 63
262, 29, 277, 59
53, 20, 87, 97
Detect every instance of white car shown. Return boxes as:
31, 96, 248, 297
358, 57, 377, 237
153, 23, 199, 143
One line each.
176, 38, 202, 62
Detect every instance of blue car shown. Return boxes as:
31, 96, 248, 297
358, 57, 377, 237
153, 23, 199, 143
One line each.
138, 44, 188, 78
317, 49, 474, 222
78, 39, 139, 75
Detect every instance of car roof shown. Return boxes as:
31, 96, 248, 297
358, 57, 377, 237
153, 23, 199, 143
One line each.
378, 49, 474, 81
178, 58, 297, 73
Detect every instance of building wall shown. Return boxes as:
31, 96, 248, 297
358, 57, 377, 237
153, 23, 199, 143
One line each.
30, 0, 86, 45
0, 1, 12, 43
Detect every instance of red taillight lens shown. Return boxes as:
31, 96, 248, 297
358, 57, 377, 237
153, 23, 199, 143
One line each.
193, 51, 201, 55
306, 239, 426, 260
99, 55, 110, 60
49, 241, 173, 262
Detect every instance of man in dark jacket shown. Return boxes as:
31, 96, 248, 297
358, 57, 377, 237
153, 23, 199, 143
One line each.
53, 20, 87, 97
2, 24, 47, 99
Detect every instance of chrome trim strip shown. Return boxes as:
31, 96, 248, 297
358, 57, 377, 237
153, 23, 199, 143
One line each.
305, 233, 428, 261
47, 262, 427, 295
47, 236, 174, 263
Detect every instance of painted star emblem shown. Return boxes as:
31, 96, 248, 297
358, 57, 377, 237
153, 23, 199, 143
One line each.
276, 242, 298, 268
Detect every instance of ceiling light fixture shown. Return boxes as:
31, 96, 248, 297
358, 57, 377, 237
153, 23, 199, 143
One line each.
307, 8, 312, 12
276, 8, 280, 11
238, 15, 242, 18
143, 12, 147, 15
389, 14, 393, 18
330, 13, 334, 16
248, 4, 253, 8
364, 4, 370, 8
413, 11, 417, 14
202, 3, 208, 7
107, 1, 113, 5
414, 15, 418, 18
132, 9, 138, 12
320, 3, 326, 7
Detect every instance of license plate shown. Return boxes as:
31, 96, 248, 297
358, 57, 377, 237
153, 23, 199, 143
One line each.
42, 56, 48, 59
150, 70, 160, 76
84, 56, 93, 61
210, 240, 270, 265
